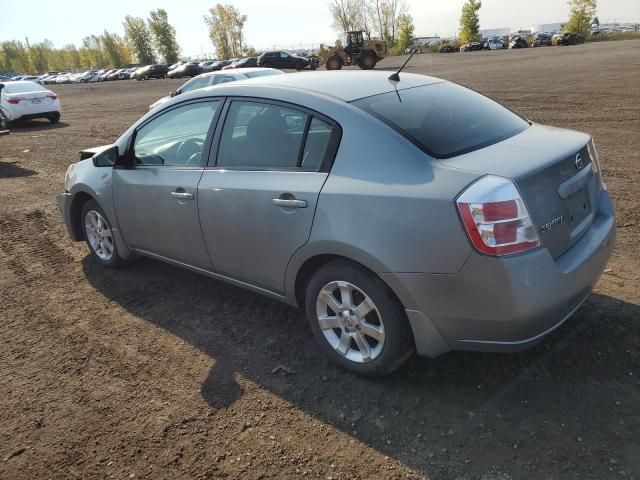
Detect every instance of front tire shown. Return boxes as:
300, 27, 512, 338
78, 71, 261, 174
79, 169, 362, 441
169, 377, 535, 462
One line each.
81, 199, 125, 268
305, 260, 414, 376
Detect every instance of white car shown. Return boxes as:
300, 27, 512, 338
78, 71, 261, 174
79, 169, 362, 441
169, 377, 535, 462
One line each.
149, 67, 284, 110
0, 80, 61, 123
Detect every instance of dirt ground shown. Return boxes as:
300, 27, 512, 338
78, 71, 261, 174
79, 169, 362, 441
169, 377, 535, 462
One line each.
1, 40, 639, 480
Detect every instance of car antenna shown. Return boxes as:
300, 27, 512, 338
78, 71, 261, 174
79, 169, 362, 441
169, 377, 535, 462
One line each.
388, 49, 418, 82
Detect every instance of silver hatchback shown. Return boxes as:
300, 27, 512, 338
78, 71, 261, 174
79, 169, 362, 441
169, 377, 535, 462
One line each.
58, 71, 615, 375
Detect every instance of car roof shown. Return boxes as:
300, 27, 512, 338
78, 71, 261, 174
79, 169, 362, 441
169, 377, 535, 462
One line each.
226, 71, 444, 102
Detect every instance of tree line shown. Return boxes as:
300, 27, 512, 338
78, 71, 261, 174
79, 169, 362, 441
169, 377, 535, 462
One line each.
0, 8, 180, 73
328, 0, 415, 53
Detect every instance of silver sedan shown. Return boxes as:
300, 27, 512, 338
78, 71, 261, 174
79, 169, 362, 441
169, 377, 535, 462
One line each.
57, 71, 615, 376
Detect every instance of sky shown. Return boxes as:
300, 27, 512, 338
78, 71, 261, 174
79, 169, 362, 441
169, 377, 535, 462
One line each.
1, 0, 639, 57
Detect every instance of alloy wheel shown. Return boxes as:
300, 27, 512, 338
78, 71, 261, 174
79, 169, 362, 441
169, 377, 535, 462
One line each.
84, 210, 114, 261
316, 281, 385, 363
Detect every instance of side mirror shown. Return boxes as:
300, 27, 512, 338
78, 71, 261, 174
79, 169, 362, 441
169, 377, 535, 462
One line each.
93, 145, 119, 167
170, 90, 178, 97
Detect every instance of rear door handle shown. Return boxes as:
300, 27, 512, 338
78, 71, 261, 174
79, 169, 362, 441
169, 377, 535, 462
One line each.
170, 191, 194, 200
272, 198, 308, 208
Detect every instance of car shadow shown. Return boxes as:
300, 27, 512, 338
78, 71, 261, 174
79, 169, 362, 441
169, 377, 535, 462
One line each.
82, 255, 640, 476
0, 159, 37, 178
8, 120, 69, 131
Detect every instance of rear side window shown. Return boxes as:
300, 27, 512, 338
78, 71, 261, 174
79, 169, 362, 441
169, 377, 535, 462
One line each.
217, 101, 307, 169
215, 101, 336, 171
351, 82, 529, 159
302, 118, 332, 170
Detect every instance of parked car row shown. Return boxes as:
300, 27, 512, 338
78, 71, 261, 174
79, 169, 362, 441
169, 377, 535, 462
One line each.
440, 32, 586, 53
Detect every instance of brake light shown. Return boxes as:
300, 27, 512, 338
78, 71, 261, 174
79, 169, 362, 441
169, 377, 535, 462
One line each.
456, 176, 540, 256
7, 97, 23, 104
47, 94, 58, 100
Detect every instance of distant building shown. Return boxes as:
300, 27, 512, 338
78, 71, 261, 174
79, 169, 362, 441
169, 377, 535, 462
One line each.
531, 23, 564, 34
480, 28, 510, 38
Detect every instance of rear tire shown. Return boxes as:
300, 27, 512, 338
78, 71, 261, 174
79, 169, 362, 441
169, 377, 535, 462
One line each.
305, 260, 414, 376
358, 52, 377, 70
48, 113, 60, 124
81, 199, 126, 269
325, 55, 343, 71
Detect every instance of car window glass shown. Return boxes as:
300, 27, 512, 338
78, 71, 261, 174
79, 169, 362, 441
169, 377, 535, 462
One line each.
280, 52, 289, 58
134, 101, 219, 166
302, 117, 332, 170
243, 70, 283, 78
217, 101, 308, 169
352, 82, 529, 159
180, 76, 210, 93
212, 75, 236, 85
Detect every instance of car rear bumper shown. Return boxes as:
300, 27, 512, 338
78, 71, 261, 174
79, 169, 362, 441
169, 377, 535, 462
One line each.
383, 189, 616, 357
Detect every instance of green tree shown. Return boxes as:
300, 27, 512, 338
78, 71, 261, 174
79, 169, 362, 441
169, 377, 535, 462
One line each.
459, 0, 481, 44
1, 40, 31, 73
148, 9, 180, 64
565, 0, 597, 35
123, 16, 155, 64
29, 40, 53, 72
395, 13, 414, 53
80, 35, 106, 68
101, 31, 125, 68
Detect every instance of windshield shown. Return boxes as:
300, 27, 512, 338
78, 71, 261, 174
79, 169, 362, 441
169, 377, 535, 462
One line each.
351, 82, 530, 159
3, 81, 46, 94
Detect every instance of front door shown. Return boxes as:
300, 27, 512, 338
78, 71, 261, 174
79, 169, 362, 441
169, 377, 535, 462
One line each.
198, 99, 339, 293
113, 99, 221, 268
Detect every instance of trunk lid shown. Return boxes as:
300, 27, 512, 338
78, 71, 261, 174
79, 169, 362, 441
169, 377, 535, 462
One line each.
443, 124, 602, 258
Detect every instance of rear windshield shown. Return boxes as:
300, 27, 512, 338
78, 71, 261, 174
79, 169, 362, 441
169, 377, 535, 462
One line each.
3, 81, 46, 94
351, 82, 529, 159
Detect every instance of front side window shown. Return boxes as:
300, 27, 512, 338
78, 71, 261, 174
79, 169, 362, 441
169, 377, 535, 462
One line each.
180, 76, 210, 93
217, 101, 308, 169
351, 82, 529, 159
212, 75, 236, 85
280, 52, 290, 58
243, 70, 283, 79
134, 101, 219, 166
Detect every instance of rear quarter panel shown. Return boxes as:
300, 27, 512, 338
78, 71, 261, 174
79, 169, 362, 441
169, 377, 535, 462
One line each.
286, 102, 480, 294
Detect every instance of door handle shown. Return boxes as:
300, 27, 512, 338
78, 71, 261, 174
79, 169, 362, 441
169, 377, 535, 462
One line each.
170, 191, 194, 200
272, 198, 308, 208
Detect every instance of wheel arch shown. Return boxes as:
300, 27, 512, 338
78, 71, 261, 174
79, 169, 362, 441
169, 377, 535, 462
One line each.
69, 190, 95, 241
287, 242, 396, 309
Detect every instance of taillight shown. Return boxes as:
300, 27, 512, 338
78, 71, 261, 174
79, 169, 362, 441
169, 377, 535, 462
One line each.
47, 94, 58, 100
456, 176, 540, 256
7, 97, 23, 104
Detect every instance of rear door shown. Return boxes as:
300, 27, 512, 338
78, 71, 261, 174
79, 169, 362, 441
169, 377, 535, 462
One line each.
198, 99, 340, 292
113, 99, 222, 268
